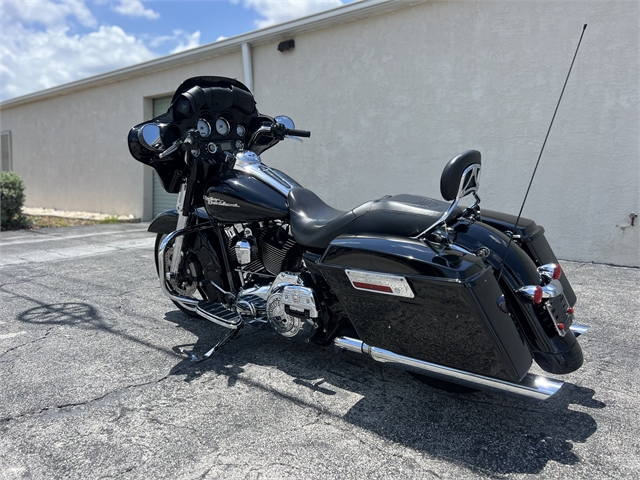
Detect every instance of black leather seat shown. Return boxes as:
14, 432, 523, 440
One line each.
287, 187, 461, 249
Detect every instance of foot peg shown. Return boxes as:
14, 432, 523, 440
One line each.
196, 301, 242, 329
236, 294, 267, 316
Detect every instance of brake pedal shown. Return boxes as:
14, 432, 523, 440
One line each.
196, 301, 242, 329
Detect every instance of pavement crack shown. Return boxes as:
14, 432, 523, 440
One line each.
0, 372, 178, 425
0, 327, 54, 359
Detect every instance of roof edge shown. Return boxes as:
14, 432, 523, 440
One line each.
0, 0, 424, 109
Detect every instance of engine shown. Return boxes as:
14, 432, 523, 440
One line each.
225, 221, 303, 277
226, 223, 318, 340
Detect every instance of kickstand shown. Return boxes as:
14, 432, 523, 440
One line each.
204, 327, 241, 358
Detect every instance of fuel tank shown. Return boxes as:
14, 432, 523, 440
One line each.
204, 169, 288, 223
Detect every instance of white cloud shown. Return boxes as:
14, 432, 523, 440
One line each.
236, 0, 345, 29
2, 0, 97, 28
112, 0, 160, 20
144, 30, 202, 54
170, 31, 202, 54
0, 1, 200, 102
1, 22, 156, 99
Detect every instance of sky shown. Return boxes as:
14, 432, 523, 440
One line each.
0, 0, 356, 103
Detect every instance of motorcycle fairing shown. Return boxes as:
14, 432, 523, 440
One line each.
170, 76, 253, 104
315, 234, 533, 382
288, 188, 462, 250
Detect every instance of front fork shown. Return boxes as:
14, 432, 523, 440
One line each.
168, 180, 189, 277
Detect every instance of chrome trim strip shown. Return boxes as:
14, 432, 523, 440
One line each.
569, 324, 589, 337
333, 337, 564, 400
233, 151, 293, 197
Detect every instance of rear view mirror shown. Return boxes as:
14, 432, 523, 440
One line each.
274, 115, 295, 129
139, 124, 163, 151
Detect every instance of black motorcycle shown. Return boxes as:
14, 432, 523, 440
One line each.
128, 76, 588, 400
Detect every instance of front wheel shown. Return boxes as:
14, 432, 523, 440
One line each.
154, 233, 225, 318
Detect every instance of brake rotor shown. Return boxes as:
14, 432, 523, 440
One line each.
163, 244, 198, 297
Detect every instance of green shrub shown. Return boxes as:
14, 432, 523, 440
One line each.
0, 171, 30, 230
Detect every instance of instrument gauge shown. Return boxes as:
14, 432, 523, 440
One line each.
215, 117, 231, 136
197, 119, 211, 137
236, 125, 246, 136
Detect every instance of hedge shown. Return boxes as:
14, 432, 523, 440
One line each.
0, 171, 30, 230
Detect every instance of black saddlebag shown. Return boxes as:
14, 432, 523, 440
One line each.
316, 234, 533, 382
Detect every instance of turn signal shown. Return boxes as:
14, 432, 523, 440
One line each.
552, 264, 562, 280
533, 286, 543, 305
537, 263, 562, 285
515, 285, 548, 305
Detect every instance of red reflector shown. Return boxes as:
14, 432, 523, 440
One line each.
353, 282, 394, 294
553, 264, 562, 280
558, 323, 565, 330
567, 307, 575, 314
533, 286, 543, 305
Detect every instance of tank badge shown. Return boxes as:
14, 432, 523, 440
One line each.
204, 196, 240, 208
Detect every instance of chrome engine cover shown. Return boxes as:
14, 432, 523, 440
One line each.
264, 273, 319, 339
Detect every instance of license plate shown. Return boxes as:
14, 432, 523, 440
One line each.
545, 293, 572, 336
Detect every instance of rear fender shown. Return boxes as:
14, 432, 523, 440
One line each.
451, 220, 583, 374
480, 209, 576, 306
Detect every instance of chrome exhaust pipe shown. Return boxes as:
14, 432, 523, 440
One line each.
570, 323, 589, 337
333, 337, 564, 400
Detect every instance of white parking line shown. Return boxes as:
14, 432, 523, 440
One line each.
0, 237, 155, 266
0, 228, 148, 247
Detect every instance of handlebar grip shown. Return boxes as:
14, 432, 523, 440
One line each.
286, 129, 311, 138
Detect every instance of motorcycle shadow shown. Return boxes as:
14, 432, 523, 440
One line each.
164, 310, 603, 476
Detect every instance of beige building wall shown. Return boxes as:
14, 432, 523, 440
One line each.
0, 0, 638, 266
253, 0, 639, 267
0, 52, 245, 220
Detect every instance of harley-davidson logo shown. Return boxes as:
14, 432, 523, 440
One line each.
204, 196, 240, 208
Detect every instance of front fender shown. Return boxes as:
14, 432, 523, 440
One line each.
148, 208, 210, 234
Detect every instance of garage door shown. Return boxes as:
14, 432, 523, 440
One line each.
152, 96, 176, 217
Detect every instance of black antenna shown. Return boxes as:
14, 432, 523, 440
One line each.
496, 24, 587, 282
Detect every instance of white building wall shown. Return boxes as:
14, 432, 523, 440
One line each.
0, 0, 637, 266
0, 52, 245, 219
253, 0, 639, 267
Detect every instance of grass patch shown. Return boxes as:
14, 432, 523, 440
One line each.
16, 215, 128, 229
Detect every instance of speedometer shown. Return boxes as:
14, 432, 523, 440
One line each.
197, 119, 211, 137
215, 117, 231, 136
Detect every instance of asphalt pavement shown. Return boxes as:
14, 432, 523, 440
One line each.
0, 223, 639, 479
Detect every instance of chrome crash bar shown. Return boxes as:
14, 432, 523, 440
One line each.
157, 223, 213, 312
